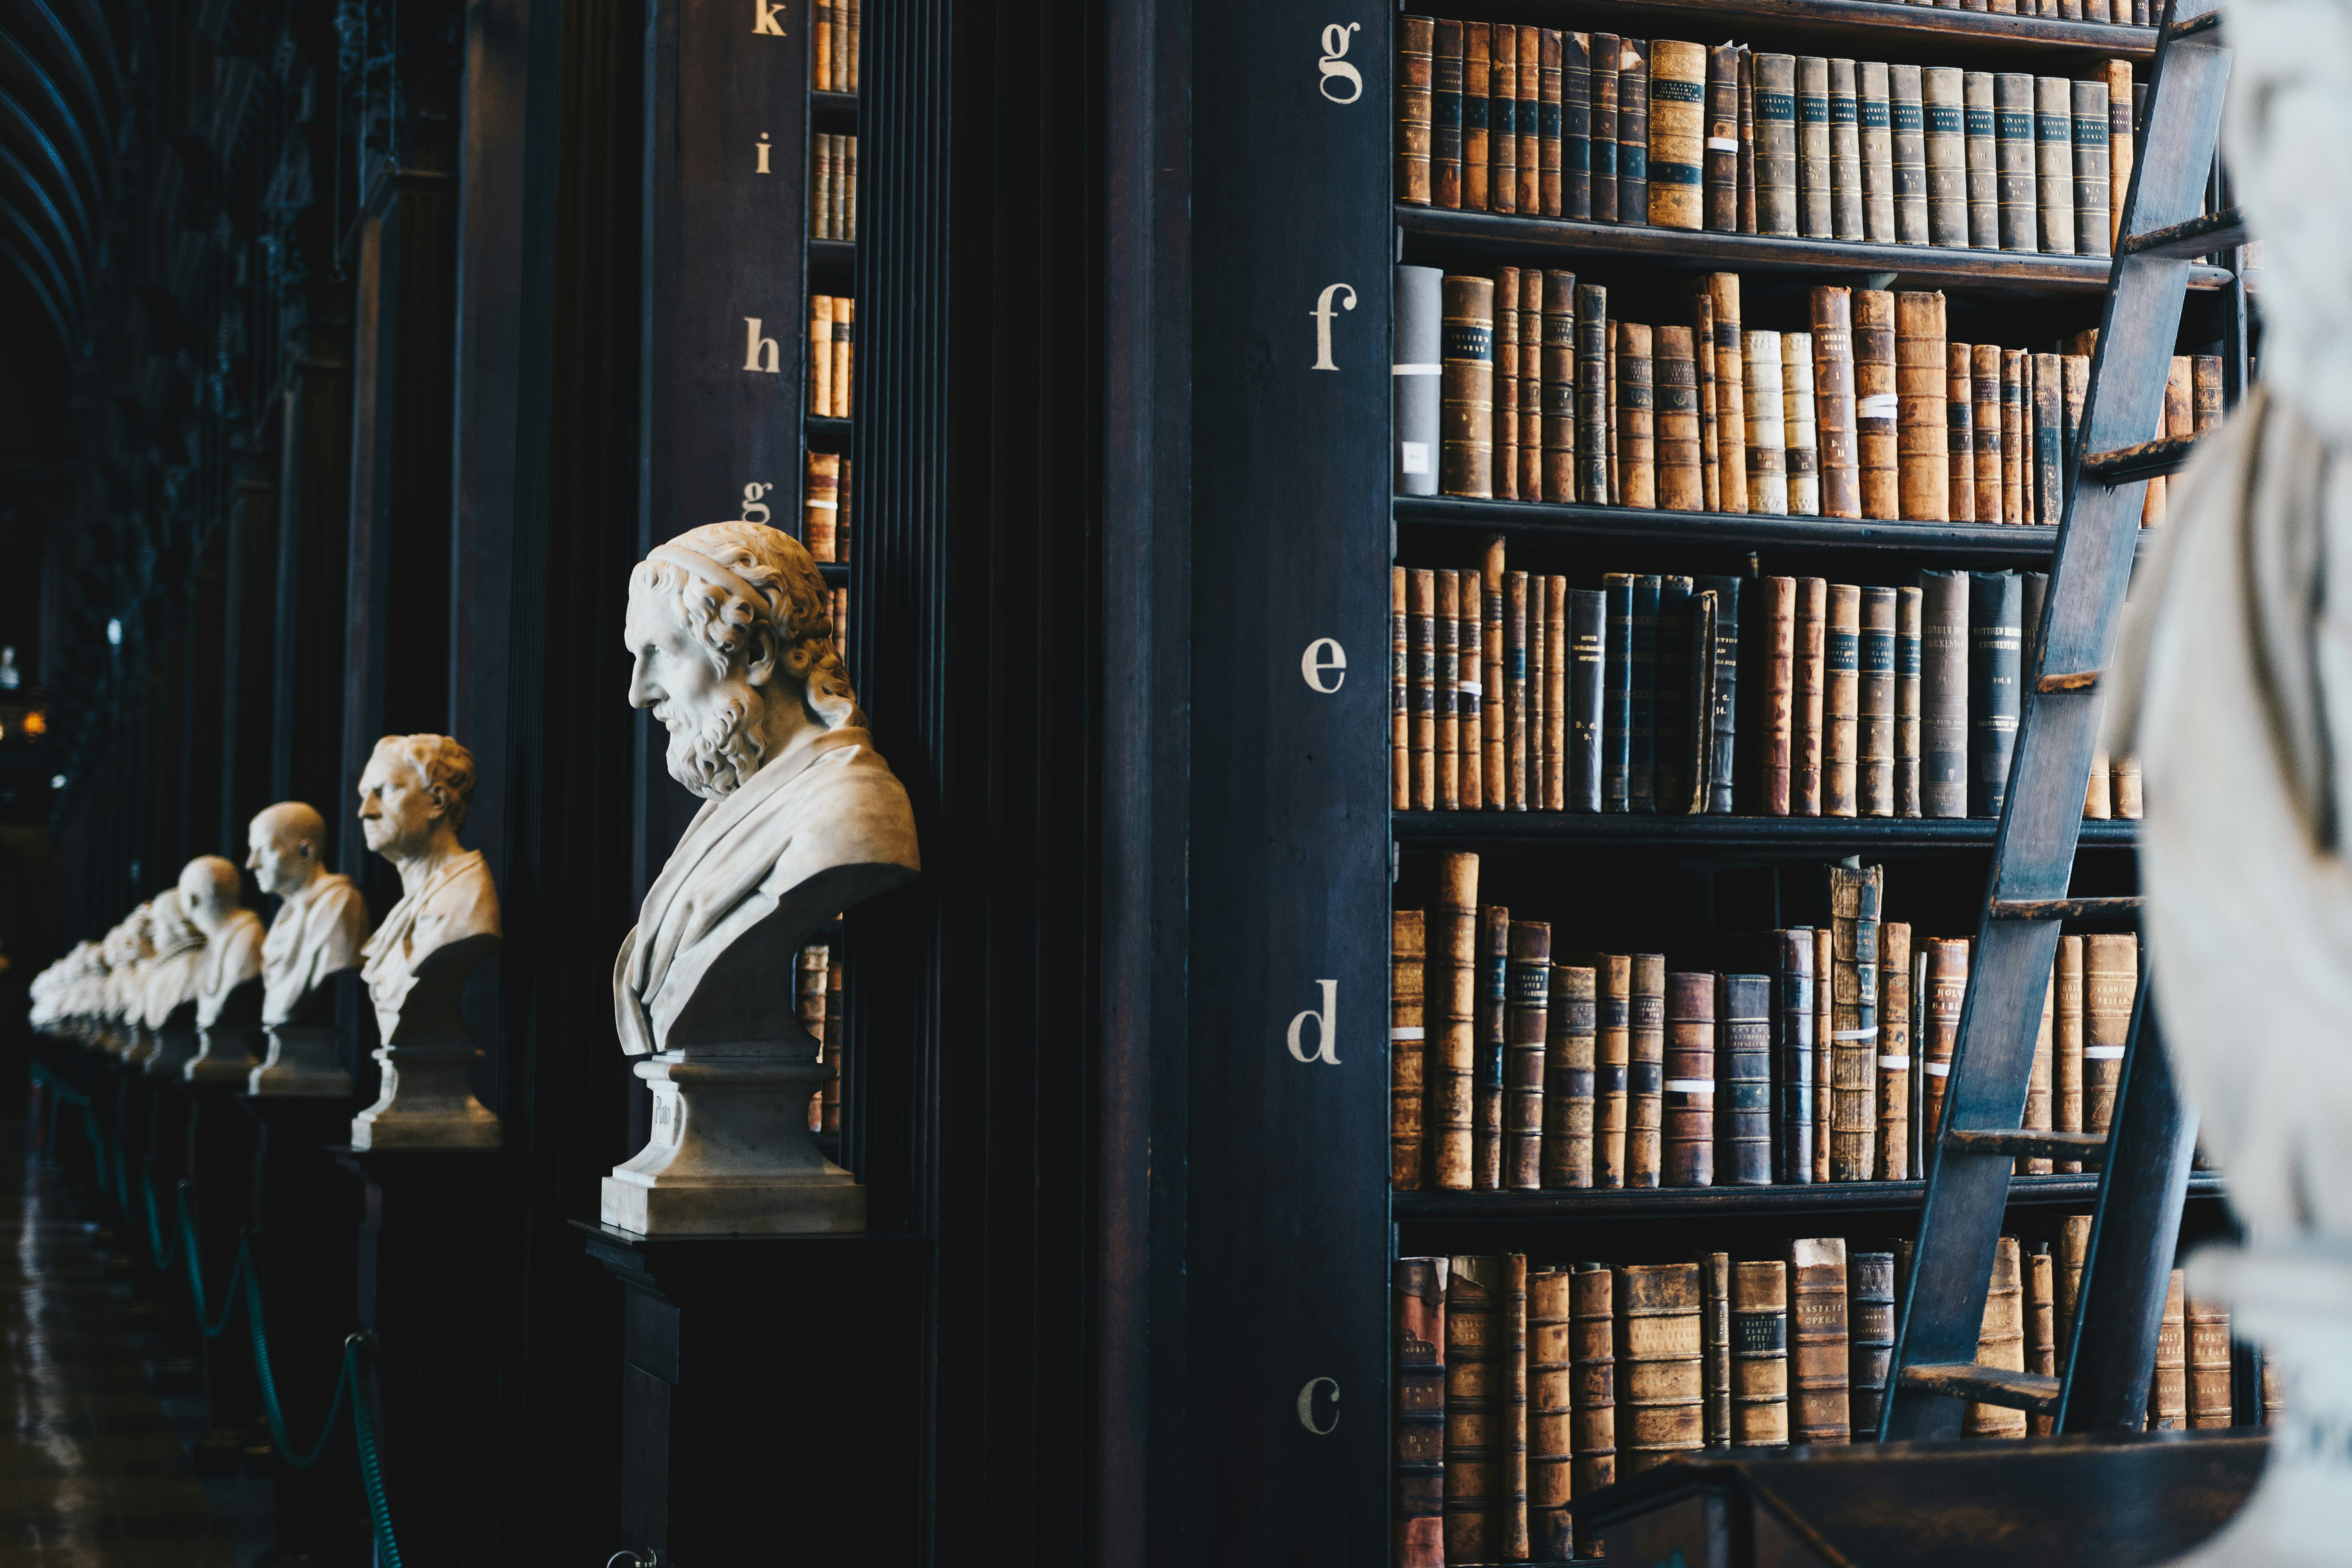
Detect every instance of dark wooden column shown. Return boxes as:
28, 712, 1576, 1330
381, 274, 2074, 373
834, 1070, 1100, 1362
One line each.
273, 306, 355, 838
220, 466, 279, 858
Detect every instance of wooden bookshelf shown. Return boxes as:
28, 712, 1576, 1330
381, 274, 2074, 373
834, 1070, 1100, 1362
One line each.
1394, 494, 2156, 559
807, 413, 853, 452
1482, 0, 2159, 60
1395, 1172, 2222, 1222
1394, 814, 2137, 852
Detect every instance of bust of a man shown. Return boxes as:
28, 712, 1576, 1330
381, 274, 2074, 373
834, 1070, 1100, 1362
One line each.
251, 802, 371, 1026
614, 521, 919, 1055
180, 855, 265, 1027
103, 904, 155, 1051
141, 890, 207, 1024
356, 734, 501, 1043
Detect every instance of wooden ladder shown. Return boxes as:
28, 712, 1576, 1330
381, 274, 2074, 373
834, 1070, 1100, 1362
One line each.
1879, 0, 2241, 1440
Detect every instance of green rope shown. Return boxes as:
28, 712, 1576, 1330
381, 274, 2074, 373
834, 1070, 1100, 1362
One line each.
350, 1348, 405, 1568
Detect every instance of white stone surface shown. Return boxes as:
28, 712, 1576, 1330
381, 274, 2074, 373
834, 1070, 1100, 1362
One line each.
179, 855, 266, 1082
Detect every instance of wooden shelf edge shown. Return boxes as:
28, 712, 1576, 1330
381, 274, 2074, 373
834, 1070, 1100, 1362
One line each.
1392, 1173, 2224, 1221
1393, 494, 2153, 559
810, 88, 859, 118
1500, 0, 2158, 58
1393, 813, 2138, 851
818, 562, 849, 585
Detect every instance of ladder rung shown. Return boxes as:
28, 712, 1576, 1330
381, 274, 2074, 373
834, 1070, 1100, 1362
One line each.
1899, 1363, 2064, 1415
2081, 436, 2197, 486
1942, 1128, 2109, 1161
2034, 670, 2100, 694
2168, 9, 2221, 38
2120, 205, 2247, 260
1989, 896, 2143, 921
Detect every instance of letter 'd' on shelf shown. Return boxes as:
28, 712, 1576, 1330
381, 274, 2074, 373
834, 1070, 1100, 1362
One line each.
1288, 979, 1340, 1064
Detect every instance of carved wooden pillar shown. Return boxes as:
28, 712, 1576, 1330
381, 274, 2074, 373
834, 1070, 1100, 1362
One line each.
273, 310, 354, 839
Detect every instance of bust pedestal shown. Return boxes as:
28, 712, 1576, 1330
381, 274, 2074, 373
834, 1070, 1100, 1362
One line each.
122, 1024, 158, 1068
184, 1023, 261, 1084
350, 1041, 499, 1149
248, 1023, 353, 1096
599, 1047, 862, 1235
145, 1022, 200, 1078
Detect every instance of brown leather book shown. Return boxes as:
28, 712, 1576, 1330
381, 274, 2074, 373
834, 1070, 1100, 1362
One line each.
1459, 567, 1484, 810
2189, 1296, 2233, 1429
1488, 26, 1519, 218
1701, 1251, 1732, 1448
2060, 1213, 2092, 1357
804, 451, 840, 561
2105, 62, 2132, 245
1630, 954, 1667, 1186
1896, 586, 1922, 815
1694, 290, 1720, 510
1518, 26, 1543, 221
1436, 570, 1460, 810
2002, 350, 2028, 524
1824, 583, 1861, 817
1618, 39, 1650, 227
2022, 962, 2054, 1175
1444, 1256, 1502, 1563
1544, 965, 1597, 1188
1434, 20, 1463, 211
1737, 46, 1756, 233
1484, 538, 1506, 809
2263, 1361, 2285, 1427
1399, 17, 1435, 206
1506, 571, 1530, 811
1848, 1250, 1895, 1441
813, 0, 834, 90
1794, 578, 1828, 815
1549, 577, 1574, 810
1571, 1265, 1617, 1513
1716, 973, 1772, 1185
1586, 952, 1632, 1188
1505, 922, 1552, 1190
2032, 351, 2064, 527
1520, 272, 1546, 502
1967, 1237, 2028, 1437
1829, 57, 1863, 241
1896, 292, 1949, 521
2027, 1247, 2058, 1435
1972, 344, 2003, 521
810, 294, 835, 416
1617, 322, 1657, 509
1854, 290, 1899, 520
1493, 268, 1521, 501
1708, 275, 1748, 513
1575, 284, 1610, 504
1758, 577, 1796, 814
2192, 354, 2224, 435
1431, 855, 1481, 1190
1732, 1260, 1790, 1447
1859, 587, 1896, 817
1648, 40, 1706, 230
1475, 906, 1510, 1192
1663, 971, 1716, 1187
1617, 1262, 1706, 1476
1590, 32, 1619, 223
1463, 25, 1491, 212
1397, 1258, 1449, 1568
1441, 276, 1496, 498
2147, 1268, 2188, 1431
1543, 273, 1578, 503
1813, 928, 1833, 1183
2083, 933, 2136, 1139
1539, 32, 1564, 218
1705, 45, 1741, 232
1921, 937, 1968, 1146
1828, 864, 1883, 1181
1392, 569, 1410, 811
1529, 1269, 1576, 1558
823, 953, 845, 1135
1655, 325, 1702, 510
832, 298, 854, 417
1877, 922, 1913, 1181
1784, 333, 1819, 516
1501, 1254, 1530, 1557
2114, 755, 2142, 819
1393, 911, 1429, 1188
1788, 1239, 1851, 1443
1945, 342, 1977, 523
1812, 288, 1861, 519
1411, 569, 1437, 809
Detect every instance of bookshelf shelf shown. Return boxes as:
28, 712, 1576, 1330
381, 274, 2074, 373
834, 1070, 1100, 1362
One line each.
1393, 813, 2137, 854
810, 237, 856, 269
810, 88, 858, 124
1392, 1172, 2224, 1223
1392, 495, 2153, 560
807, 414, 852, 452
818, 562, 849, 585
1395, 207, 2233, 298
1491, 0, 2158, 62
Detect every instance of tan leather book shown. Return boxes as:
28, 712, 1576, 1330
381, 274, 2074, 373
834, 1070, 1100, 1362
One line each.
1854, 289, 1898, 520
2059, 1213, 2092, 1356
2027, 1247, 2057, 1434
813, 0, 834, 90
1829, 864, 1883, 1181
1945, 342, 1977, 523
1923, 937, 1968, 1144
2021, 963, 2055, 1175
1848, 1250, 1894, 1441
1618, 38, 1651, 228
1543, 272, 1578, 503
1663, 970, 1716, 1187
1575, 284, 1610, 503
1794, 578, 1828, 815
1695, 290, 1720, 510
1411, 569, 1437, 809
1483, 539, 1506, 808
1702, 1251, 1733, 1448
1529, 1269, 1576, 1558
1475, 907, 1509, 1192
1433, 21, 1463, 213
1539, 32, 1564, 218
2263, 1361, 2285, 1427
833, 298, 853, 417
1524, 578, 1545, 813
1923, 66, 1966, 246
2147, 1268, 2188, 1431
1437, 570, 1461, 810
1811, 288, 1860, 519
1505, 571, 1530, 811
1505, 922, 1551, 1190
1743, 328, 1788, 516
1571, 1265, 1617, 1511
1521, 271, 1546, 501
1459, 566, 1484, 810
1732, 1260, 1790, 1446
1616, 1262, 1706, 1475
1399, 16, 1435, 206
2192, 354, 2224, 436
1393, 574, 1411, 810
1896, 292, 1949, 521
1738, 47, 1756, 234
1709, 275, 1748, 513
2114, 755, 2143, 818
1494, 268, 1521, 501
1877, 922, 1913, 1180
2084, 934, 2136, 1138
1608, 324, 1619, 503
1444, 1256, 1503, 1563
2086, 745, 2113, 818
2002, 350, 2028, 524
1648, 41, 1707, 230
1967, 1236, 2028, 1437
1972, 344, 2003, 519
2056, 935, 2085, 1170
1705, 45, 1741, 232
1814, 928, 1834, 1183
2188, 1296, 2233, 1429
1463, 25, 1491, 212
1896, 586, 1922, 815
1860, 586, 1896, 817
1783, 332, 1819, 516
810, 294, 835, 416
1758, 577, 1796, 815
1394, 911, 1429, 1188
1397, 1257, 1450, 1568
1629, 954, 1666, 1187
1501, 1253, 1530, 1557
1544, 965, 1597, 1188
1829, 57, 1863, 241
1586, 952, 1632, 1187
1441, 276, 1497, 498
1788, 1238, 1850, 1443
823, 954, 844, 1135
1617, 322, 1657, 509
1656, 325, 1702, 511
2106, 62, 2133, 247
1518, 26, 1544, 222
1489, 27, 1519, 218
1546, 576, 1570, 809
804, 450, 840, 561
1824, 583, 1861, 818
1431, 855, 1481, 1190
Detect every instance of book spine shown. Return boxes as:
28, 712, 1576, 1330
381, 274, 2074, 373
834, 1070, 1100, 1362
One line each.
1393, 911, 1428, 1186
1648, 40, 1705, 230
2028, 1248, 2058, 1434
1616, 1262, 1706, 1476
1396, 265, 1443, 497
2084, 933, 2136, 1136
1701, 575, 1742, 814
2056, 934, 2084, 1170
1967, 1237, 2029, 1437
1618, 39, 1650, 225
1444, 1255, 1500, 1563
1796, 56, 1831, 239
1753, 54, 1798, 236
1760, 576, 1796, 816
2188, 1295, 2233, 1429
2115, 753, 2142, 819
1655, 325, 1702, 512
2192, 353, 2223, 434
1829, 57, 1863, 241
1783, 333, 1819, 517
1505, 922, 1551, 1190
1529, 1270, 1575, 1558
1397, 1257, 1449, 1568
1569, 587, 1606, 812
1571, 1266, 1616, 1507
1440, 277, 1495, 499
2001, 350, 2026, 524
1895, 586, 1922, 815
1964, 71, 1997, 247
1664, 970, 1716, 1187
1437, 570, 1459, 809
1575, 284, 1610, 504
1947, 342, 1977, 523
1631, 575, 1660, 811
1489, 26, 1518, 216
1705, 45, 1741, 231
1890, 65, 1928, 244
1433, 20, 1463, 209
1544, 966, 1597, 1188
1737, 46, 1756, 233
1432, 855, 1480, 1190
1506, 572, 1529, 810
1896, 291, 1949, 521
2060, 1213, 2091, 1353
1596, 954, 1632, 1188
1546, 576, 1569, 809
1848, 1251, 1896, 1440
1968, 570, 2022, 817
1702, 1251, 1732, 1448
1617, 322, 1656, 509
1709, 275, 1748, 514
1788, 1238, 1851, 1444
1778, 928, 1817, 1184
1602, 576, 1634, 811
1814, 929, 1833, 1182
1520, 271, 1544, 502
1463, 24, 1491, 212
1718, 973, 1772, 1185
1860, 60, 1895, 243
2034, 352, 2064, 528
2024, 957, 2054, 1174
1493, 267, 1520, 500
1399, 17, 1435, 205
1561, 32, 1590, 219
1854, 289, 1899, 520
1460, 562, 1484, 810
1502, 1254, 1530, 1558
2073, 79, 2111, 258
1732, 1259, 1790, 1446
1794, 577, 1828, 817
1518, 26, 1543, 220
1923, 67, 1968, 247
1995, 73, 2039, 252
1542, 271, 1577, 503
1625, 954, 1665, 1187
810, 295, 835, 416
1968, 344, 2001, 526
1922, 937, 1969, 1143
1859, 586, 1896, 817
804, 450, 840, 561
1695, 291, 1719, 511
1921, 570, 1969, 817
1590, 33, 1619, 222
1825, 583, 1860, 819
1829, 863, 1883, 1181
2107, 61, 2133, 249
1476, 905, 1510, 1191
1411, 569, 1436, 809
1810, 288, 1859, 520
1877, 922, 1913, 1180
1744, 329, 1787, 515
813, 0, 833, 90
1484, 540, 1506, 808
2035, 76, 2076, 255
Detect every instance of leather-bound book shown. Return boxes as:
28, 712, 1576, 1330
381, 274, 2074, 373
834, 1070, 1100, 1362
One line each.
1788, 1239, 1851, 1444
1945, 343, 1977, 523
1896, 292, 1948, 521
2148, 1269, 2188, 1431
1848, 1251, 1896, 1440
1854, 290, 1898, 520
1546, 965, 1598, 1188
1663, 971, 1716, 1187
1972, 344, 2003, 518
2034, 77, 2075, 255
1567, 586, 1604, 812
1432, 855, 1481, 1190
2106, 62, 2132, 248
2263, 1361, 2286, 1427
1590, 33, 1619, 222
1618, 39, 1650, 225
1778, 928, 1818, 1184
1796, 56, 1831, 238
1717, 973, 1772, 1185
2071, 80, 2111, 258
2002, 350, 2028, 523
1648, 40, 1705, 230
1476, 905, 1510, 1191
2188, 1297, 2233, 1429
1571, 1265, 1618, 1511
1631, 575, 1661, 811
1825, 582, 1861, 818
1501, 1254, 1531, 1558
1617, 1262, 1706, 1476
1829, 58, 1863, 241
1967, 1237, 2028, 1437
1397, 265, 1443, 497
1562, 32, 1591, 218
1506, 571, 1529, 810
1752, 54, 1798, 235
1437, 570, 1460, 809
2114, 755, 2142, 819
1488, 26, 1518, 216
1889, 65, 1928, 245
1629, 954, 1667, 1187
1582, 952, 1631, 1188
1617, 322, 1657, 509
1394, 911, 1429, 1187
1398, 1257, 1450, 1568
1411, 569, 1437, 809
1920, 570, 1969, 817
1653, 578, 1693, 812
1794, 578, 1828, 817
1518, 26, 1544, 220
2056, 934, 2085, 1170
1544, 272, 1578, 502
1399, 17, 1435, 205
1493, 269, 1520, 501
1505, 922, 1552, 1189
1860, 60, 1895, 243
1737, 47, 1756, 233
1695, 291, 1720, 510
1709, 274, 1749, 514
2032, 352, 2064, 527
2192, 354, 2223, 435
1877, 922, 1913, 1180
1964, 72, 1997, 247
1463, 24, 1491, 211
1520, 272, 1546, 502
1911, 946, 1928, 1173
1811, 289, 1860, 520
1529, 1269, 1576, 1558
1655, 326, 1702, 511
1444, 1256, 1502, 1563
1546, 577, 1571, 809
1461, 567, 1485, 809
1757, 577, 1796, 815
1702, 1252, 1733, 1448
810, 295, 835, 416
805, 451, 841, 561
814, 0, 835, 89
832, 299, 853, 416
1575, 284, 1610, 504
1828, 863, 1883, 1181
2059, 1213, 2091, 1355
1484, 540, 1506, 808
1966, 570, 2022, 817
1922, 67, 1967, 247
1434, 20, 1464, 209
2083, 933, 2135, 1137
1783, 333, 1820, 517
1705, 45, 1741, 230
2027, 1248, 2058, 1434
1814, 928, 1834, 1184
1922, 937, 1968, 1143
1732, 1261, 1791, 1446
1860, 587, 1896, 817
1895, 587, 1923, 815
1441, 276, 1496, 498
1698, 575, 1742, 814
1603, 575, 1635, 811
2022, 959, 2054, 1174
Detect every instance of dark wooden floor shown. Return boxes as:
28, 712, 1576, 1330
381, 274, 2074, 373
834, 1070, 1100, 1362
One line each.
0, 1120, 241, 1566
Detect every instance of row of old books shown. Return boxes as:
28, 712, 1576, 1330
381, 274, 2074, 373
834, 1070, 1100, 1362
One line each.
1394, 24, 2136, 260
812, 295, 856, 419
812, 134, 859, 241
1878, 0, 2153, 15
1391, 853, 2143, 1192
1399, 268, 2223, 520
813, 0, 860, 92
797, 941, 845, 1135
1395, 1239, 2268, 1565
804, 453, 855, 562
1387, 546, 2145, 820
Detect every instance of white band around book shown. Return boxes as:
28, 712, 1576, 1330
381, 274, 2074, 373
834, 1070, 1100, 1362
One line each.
1393, 363, 1442, 376
1858, 393, 1900, 418
805, 499, 838, 509
1665, 1079, 1717, 1094
1459, 681, 1482, 696
1878, 1054, 1912, 1068
1831, 1029, 1877, 1040
1390, 1027, 1425, 1040
1925, 1062, 1952, 1077
1708, 137, 1740, 151
2084, 1045, 2127, 1059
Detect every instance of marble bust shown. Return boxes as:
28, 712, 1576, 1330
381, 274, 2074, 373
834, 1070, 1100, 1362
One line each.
602, 521, 919, 1234
136, 889, 208, 1073
247, 801, 371, 1095
102, 904, 154, 1056
350, 733, 503, 1148
178, 855, 267, 1082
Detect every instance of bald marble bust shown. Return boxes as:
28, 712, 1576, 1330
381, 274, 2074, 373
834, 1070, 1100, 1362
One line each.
179, 855, 266, 1080
250, 802, 371, 1026
355, 734, 501, 1045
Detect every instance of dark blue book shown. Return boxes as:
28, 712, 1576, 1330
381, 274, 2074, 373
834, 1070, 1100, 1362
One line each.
1655, 576, 1694, 813
1967, 570, 2022, 818
1629, 574, 1661, 812
1603, 575, 1635, 812
1696, 574, 1742, 815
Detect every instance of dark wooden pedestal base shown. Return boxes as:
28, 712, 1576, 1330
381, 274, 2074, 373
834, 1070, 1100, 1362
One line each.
578, 1225, 928, 1566
185, 1080, 263, 1473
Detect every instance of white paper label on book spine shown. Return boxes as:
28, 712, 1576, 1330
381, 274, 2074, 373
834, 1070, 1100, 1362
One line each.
1859, 393, 1900, 418
1925, 1062, 1952, 1077
1457, 680, 1482, 696
2083, 1045, 2127, 1060
1832, 1029, 1877, 1040
1399, 440, 1431, 474
1665, 1078, 1717, 1094
1393, 363, 1442, 376
1390, 1026, 1425, 1040
1709, 137, 1740, 151
1878, 1054, 1912, 1068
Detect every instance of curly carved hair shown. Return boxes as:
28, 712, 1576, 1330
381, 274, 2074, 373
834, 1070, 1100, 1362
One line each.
629, 520, 859, 730
371, 733, 478, 833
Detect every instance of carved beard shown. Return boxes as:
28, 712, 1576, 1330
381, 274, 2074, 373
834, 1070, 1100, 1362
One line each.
665, 687, 767, 800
